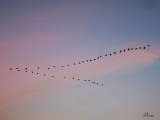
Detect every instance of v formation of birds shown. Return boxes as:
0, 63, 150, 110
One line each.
9, 45, 150, 87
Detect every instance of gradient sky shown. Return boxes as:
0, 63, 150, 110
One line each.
0, 0, 160, 120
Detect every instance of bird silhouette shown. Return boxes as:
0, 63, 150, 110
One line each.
97, 83, 98, 85
114, 52, 116, 54
53, 66, 56, 68
67, 64, 69, 66
128, 48, 130, 51
61, 66, 63, 67
90, 59, 92, 62
109, 54, 112, 56
139, 47, 142, 49
79, 62, 81, 64
78, 79, 80, 80
135, 48, 138, 50
48, 67, 50, 69
97, 57, 99, 59
31, 71, 33, 73
143, 47, 146, 50
37, 73, 38, 75
84, 80, 86, 81
25, 68, 27, 70
44, 74, 46, 76
25, 71, 27, 72
100, 56, 102, 58
124, 49, 126, 52
120, 50, 122, 53
82, 61, 84, 63
148, 45, 150, 47
105, 54, 107, 56
131, 48, 133, 50
38, 67, 39, 69
72, 77, 74, 79
86, 60, 89, 62
10, 68, 12, 70
94, 59, 96, 61
74, 63, 76, 65
88, 80, 90, 82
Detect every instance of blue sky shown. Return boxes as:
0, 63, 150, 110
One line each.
0, 0, 160, 120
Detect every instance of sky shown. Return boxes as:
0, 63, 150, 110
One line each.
0, 0, 160, 120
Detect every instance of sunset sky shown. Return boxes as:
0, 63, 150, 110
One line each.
0, 0, 160, 120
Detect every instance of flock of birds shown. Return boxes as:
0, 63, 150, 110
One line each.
9, 45, 150, 87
